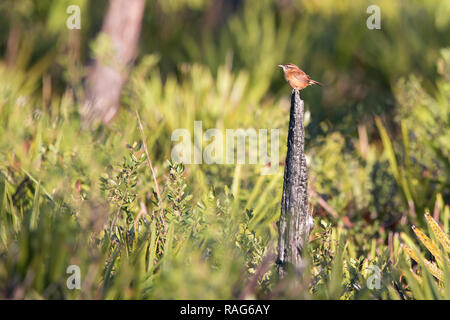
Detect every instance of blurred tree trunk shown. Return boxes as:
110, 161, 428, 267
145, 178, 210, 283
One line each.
5, 23, 20, 68
203, 0, 242, 30
81, 0, 146, 125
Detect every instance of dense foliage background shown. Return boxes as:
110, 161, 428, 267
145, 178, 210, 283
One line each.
0, 0, 449, 299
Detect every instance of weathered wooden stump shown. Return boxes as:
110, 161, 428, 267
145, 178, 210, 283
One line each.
277, 89, 314, 278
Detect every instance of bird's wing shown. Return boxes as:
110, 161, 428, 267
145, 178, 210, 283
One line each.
293, 69, 310, 82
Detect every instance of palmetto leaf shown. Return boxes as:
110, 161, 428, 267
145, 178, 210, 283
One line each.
411, 225, 443, 265
401, 244, 443, 281
401, 211, 450, 288
425, 212, 450, 254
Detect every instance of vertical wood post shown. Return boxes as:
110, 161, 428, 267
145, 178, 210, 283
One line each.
277, 89, 314, 278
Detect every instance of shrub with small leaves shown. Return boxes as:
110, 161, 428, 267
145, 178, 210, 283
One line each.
165, 161, 193, 224
100, 142, 145, 250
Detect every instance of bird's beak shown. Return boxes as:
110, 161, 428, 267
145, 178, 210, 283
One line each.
278, 65, 283, 68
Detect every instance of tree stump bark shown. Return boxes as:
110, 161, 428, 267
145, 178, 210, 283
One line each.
277, 89, 314, 278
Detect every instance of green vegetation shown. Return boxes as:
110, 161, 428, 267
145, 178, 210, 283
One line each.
0, 0, 449, 299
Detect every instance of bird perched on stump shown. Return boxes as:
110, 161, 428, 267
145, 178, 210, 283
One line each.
278, 64, 322, 90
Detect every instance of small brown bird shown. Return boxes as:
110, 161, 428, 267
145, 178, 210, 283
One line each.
278, 64, 322, 90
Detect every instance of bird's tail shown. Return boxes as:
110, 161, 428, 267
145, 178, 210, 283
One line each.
309, 79, 322, 86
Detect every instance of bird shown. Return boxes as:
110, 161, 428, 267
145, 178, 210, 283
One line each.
278, 64, 322, 90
